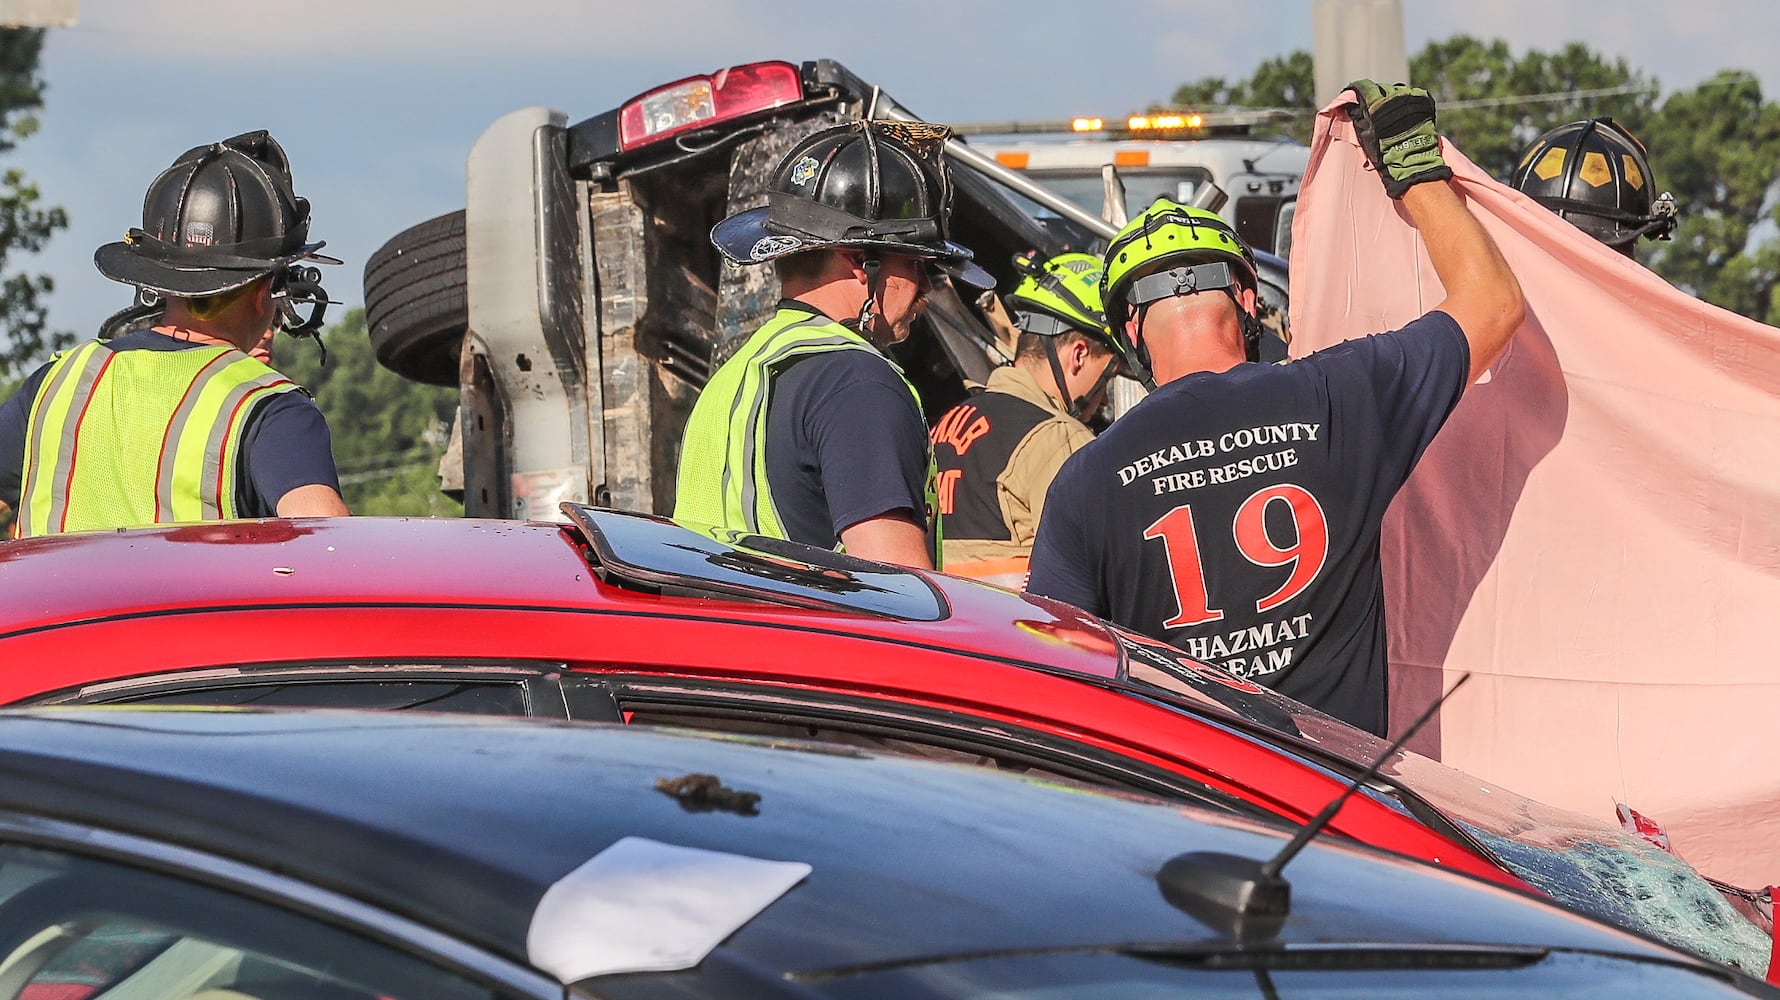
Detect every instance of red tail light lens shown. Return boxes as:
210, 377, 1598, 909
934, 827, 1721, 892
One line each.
618, 61, 803, 152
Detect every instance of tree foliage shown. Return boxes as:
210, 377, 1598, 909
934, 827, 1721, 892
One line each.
0, 28, 68, 376
277, 309, 462, 517
1167, 35, 1780, 326
1637, 71, 1780, 323
1408, 37, 1657, 182
1172, 52, 1318, 143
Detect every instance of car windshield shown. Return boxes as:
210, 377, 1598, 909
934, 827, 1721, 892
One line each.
1110, 629, 1772, 979
778, 948, 1749, 999
1380, 748, 1773, 978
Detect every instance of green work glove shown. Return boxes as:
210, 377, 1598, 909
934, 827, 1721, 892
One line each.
1345, 79, 1452, 199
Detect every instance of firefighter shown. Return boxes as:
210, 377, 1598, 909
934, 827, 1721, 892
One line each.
676, 120, 993, 569
1511, 117, 1677, 258
0, 131, 348, 536
1028, 81, 1525, 736
931, 251, 1120, 586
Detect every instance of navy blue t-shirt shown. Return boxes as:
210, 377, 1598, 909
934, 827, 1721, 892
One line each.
1028, 312, 1470, 736
762, 305, 931, 552
0, 331, 341, 519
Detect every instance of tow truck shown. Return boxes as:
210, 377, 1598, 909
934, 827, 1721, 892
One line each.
960, 110, 1309, 257
362, 59, 1291, 521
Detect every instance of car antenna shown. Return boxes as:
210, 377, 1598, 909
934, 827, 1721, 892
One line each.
1156, 672, 1472, 941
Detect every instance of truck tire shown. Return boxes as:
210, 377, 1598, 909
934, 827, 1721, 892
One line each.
363, 211, 467, 387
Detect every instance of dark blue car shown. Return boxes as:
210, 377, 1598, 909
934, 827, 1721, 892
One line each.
0, 708, 1768, 999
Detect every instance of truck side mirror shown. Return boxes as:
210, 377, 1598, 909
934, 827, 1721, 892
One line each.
1190, 180, 1229, 215
1101, 164, 1129, 228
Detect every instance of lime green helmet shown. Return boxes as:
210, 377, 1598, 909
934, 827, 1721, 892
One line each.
1101, 198, 1262, 384
1005, 250, 1123, 421
1006, 251, 1117, 353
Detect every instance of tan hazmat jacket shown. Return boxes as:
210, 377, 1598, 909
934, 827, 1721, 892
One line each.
936, 365, 1095, 586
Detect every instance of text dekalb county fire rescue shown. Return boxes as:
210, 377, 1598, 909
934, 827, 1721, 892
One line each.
1118, 422, 1322, 495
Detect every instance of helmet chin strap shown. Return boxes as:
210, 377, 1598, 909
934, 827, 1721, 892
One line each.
1040, 336, 1120, 422
1237, 299, 1265, 363
1126, 304, 1160, 393
1040, 337, 1083, 420
852, 253, 890, 348
1081, 350, 1121, 409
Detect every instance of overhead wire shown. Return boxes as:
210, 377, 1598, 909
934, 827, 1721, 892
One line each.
1245, 71, 1763, 119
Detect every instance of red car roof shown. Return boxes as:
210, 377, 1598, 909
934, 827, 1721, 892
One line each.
0, 516, 1123, 681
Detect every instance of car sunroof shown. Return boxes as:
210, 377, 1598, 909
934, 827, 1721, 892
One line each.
561, 505, 949, 622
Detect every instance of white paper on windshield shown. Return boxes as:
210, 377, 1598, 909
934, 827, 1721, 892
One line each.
525, 836, 812, 983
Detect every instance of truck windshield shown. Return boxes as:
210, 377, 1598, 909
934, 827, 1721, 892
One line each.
1022, 167, 1212, 220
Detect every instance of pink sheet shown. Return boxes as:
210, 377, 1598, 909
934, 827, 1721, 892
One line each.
1289, 95, 1780, 887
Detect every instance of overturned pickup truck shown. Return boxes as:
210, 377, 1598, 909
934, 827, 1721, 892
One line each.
361, 58, 1293, 521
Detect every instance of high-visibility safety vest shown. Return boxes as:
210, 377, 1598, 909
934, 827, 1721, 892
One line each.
16, 340, 303, 536
674, 306, 942, 566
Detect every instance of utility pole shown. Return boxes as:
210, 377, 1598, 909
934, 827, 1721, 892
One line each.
0, 0, 75, 27
1311, 0, 1408, 104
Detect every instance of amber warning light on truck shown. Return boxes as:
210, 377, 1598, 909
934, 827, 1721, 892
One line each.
1129, 113, 1205, 131
1063, 114, 1207, 134
618, 61, 804, 152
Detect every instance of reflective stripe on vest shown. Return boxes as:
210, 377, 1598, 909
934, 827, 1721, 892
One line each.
674, 307, 942, 564
16, 341, 301, 536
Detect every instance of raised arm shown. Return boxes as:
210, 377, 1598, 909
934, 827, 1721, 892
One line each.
1346, 79, 1526, 384
1402, 181, 1525, 383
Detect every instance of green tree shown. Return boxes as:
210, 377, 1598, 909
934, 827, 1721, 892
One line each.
1164, 36, 1780, 326
1172, 51, 1317, 143
1408, 36, 1656, 181
0, 27, 69, 375
1639, 71, 1780, 324
277, 309, 462, 517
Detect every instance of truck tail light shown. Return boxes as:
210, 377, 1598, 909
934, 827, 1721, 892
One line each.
618, 61, 803, 152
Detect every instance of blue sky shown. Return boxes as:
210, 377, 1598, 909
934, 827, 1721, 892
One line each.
9, 0, 1777, 347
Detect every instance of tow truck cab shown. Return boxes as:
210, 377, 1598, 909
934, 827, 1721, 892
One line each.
962, 111, 1309, 258
362, 60, 1293, 521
